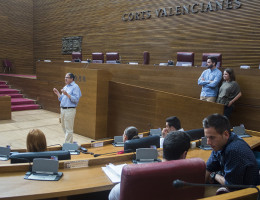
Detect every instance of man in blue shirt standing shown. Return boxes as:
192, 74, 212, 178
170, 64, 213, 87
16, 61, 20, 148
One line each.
203, 114, 259, 192
53, 73, 82, 143
198, 57, 222, 102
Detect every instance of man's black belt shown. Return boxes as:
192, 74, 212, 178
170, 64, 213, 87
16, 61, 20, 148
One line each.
61, 107, 76, 109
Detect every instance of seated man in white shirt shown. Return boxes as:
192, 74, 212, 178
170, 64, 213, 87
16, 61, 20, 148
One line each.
108, 131, 191, 200
160, 116, 184, 148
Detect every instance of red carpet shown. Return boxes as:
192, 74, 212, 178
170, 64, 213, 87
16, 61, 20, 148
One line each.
0, 73, 36, 79
0, 88, 20, 94
0, 80, 40, 111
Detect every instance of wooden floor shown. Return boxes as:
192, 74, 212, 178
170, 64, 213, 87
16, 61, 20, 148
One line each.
0, 109, 94, 149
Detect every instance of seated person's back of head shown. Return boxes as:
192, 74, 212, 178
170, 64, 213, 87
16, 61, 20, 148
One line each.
163, 131, 191, 160
161, 116, 183, 148
123, 126, 139, 142
27, 129, 47, 152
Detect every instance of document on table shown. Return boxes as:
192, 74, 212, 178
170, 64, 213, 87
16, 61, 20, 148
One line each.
102, 163, 126, 183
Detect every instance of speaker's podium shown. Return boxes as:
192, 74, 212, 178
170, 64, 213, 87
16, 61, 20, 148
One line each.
68, 68, 111, 139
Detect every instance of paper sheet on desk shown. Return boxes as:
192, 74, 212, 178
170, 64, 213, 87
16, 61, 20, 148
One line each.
102, 163, 126, 183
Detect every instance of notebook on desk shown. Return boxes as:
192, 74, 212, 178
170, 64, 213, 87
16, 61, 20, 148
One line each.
233, 126, 251, 138
112, 136, 124, 147
24, 158, 63, 181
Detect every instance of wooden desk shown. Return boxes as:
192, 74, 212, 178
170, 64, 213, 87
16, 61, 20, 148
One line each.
199, 187, 259, 200
0, 165, 113, 200
2, 135, 260, 166
188, 136, 260, 162
0, 153, 135, 200
0, 142, 123, 166
1, 136, 260, 200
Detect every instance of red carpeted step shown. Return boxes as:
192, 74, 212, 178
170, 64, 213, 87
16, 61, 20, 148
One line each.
0, 81, 7, 85
0, 85, 9, 88
0, 88, 20, 94
11, 104, 41, 111
11, 98, 36, 105
0, 93, 23, 98
0, 79, 40, 111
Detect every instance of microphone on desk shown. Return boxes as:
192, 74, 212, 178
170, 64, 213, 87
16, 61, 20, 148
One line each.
173, 179, 260, 200
93, 149, 134, 157
93, 151, 119, 157
47, 144, 62, 147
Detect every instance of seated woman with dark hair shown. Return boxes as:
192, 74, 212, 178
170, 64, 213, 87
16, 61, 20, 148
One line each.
26, 129, 47, 152
117, 126, 139, 154
123, 126, 139, 142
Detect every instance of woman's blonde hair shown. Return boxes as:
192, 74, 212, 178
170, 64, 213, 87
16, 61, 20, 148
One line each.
26, 129, 47, 152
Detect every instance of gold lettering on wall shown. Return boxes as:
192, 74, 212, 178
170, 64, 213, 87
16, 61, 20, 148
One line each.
122, 0, 242, 22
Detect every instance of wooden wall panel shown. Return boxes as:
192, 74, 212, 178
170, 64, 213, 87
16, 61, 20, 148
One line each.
107, 81, 224, 137
32, 0, 260, 70
35, 62, 260, 131
0, 0, 33, 74
1, 62, 259, 136
1, 0, 259, 73
71, 68, 111, 139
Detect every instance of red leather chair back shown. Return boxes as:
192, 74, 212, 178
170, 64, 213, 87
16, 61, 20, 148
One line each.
106, 52, 119, 63
176, 52, 194, 66
92, 52, 104, 63
202, 53, 222, 68
2, 59, 13, 72
72, 52, 82, 62
120, 158, 205, 200
143, 51, 150, 64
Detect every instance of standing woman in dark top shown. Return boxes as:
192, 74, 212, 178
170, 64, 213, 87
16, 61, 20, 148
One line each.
217, 68, 242, 118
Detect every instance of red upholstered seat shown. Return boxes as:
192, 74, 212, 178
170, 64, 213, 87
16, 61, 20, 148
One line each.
201, 53, 222, 68
2, 59, 13, 73
176, 52, 194, 66
120, 158, 206, 200
143, 51, 150, 64
92, 52, 104, 63
72, 52, 82, 62
106, 52, 120, 63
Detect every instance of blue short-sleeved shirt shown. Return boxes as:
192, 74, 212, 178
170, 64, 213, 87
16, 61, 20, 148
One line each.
198, 68, 222, 97
206, 132, 259, 185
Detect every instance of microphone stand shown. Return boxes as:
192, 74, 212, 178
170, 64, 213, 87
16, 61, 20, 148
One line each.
94, 151, 119, 157
173, 179, 260, 200
93, 149, 135, 157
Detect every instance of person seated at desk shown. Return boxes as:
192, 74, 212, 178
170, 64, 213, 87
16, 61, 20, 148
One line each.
109, 131, 191, 200
123, 126, 139, 142
118, 126, 139, 154
203, 114, 259, 193
160, 116, 184, 148
26, 129, 47, 152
